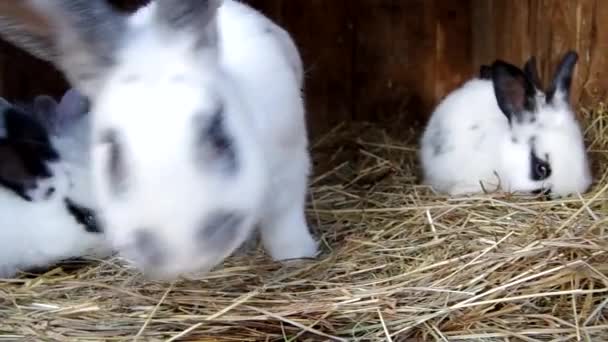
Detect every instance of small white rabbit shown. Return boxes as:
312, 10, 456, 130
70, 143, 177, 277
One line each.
420, 51, 592, 198
8, 0, 318, 279
0, 89, 110, 278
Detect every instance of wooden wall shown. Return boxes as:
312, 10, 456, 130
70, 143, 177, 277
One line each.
246, 0, 474, 133
0, 0, 607, 136
472, 0, 608, 111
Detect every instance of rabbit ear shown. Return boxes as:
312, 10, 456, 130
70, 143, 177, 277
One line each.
3, 1, 126, 98
32, 95, 60, 133
0, 2, 57, 62
546, 50, 578, 105
523, 56, 544, 91
491, 60, 537, 124
155, 0, 222, 49
479, 65, 492, 80
31, 89, 89, 136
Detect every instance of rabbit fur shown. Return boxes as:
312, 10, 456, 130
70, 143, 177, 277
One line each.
0, 89, 110, 278
9, 0, 317, 279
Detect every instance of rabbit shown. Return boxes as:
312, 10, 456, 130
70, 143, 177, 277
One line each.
0, 89, 111, 278
0, 99, 65, 202
419, 51, 592, 198
3, 0, 318, 279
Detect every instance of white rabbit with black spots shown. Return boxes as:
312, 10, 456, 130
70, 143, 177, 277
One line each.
5, 0, 318, 279
420, 51, 591, 198
0, 89, 111, 278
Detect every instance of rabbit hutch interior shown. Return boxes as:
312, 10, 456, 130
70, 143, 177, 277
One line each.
0, 0, 607, 341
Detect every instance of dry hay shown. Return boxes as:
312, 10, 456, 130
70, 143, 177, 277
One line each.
1, 105, 608, 342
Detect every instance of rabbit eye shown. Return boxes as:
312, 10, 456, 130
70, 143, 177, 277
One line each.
99, 129, 128, 196
530, 150, 551, 181
536, 164, 548, 178
193, 104, 238, 174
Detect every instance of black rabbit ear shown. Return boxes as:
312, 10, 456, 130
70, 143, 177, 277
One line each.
546, 50, 578, 105
491, 60, 537, 124
479, 65, 492, 80
4, 107, 51, 145
523, 56, 544, 91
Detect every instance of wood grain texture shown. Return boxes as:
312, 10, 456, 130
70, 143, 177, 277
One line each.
248, 0, 356, 134
249, 0, 475, 131
471, 0, 608, 112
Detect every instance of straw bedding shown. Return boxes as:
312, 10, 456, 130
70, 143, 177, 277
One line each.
1, 106, 608, 341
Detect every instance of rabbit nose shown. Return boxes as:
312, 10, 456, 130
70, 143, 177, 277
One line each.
134, 230, 166, 267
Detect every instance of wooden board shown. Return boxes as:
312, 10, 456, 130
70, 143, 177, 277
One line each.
472, 0, 608, 112
246, 0, 474, 133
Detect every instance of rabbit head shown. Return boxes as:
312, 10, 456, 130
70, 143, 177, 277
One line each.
12, 0, 267, 278
31, 88, 95, 210
491, 51, 591, 197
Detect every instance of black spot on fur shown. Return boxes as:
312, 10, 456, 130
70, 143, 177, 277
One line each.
64, 198, 102, 234
45, 187, 56, 199
100, 129, 127, 196
135, 230, 165, 267
0, 107, 59, 201
197, 211, 244, 247
4, 107, 57, 159
194, 105, 238, 174
264, 26, 273, 34
429, 127, 446, 157
512, 136, 519, 144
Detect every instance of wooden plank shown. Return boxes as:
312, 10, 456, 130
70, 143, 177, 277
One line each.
432, 0, 474, 106
256, 0, 355, 134
352, 0, 437, 126
471, 0, 608, 110
575, 0, 608, 106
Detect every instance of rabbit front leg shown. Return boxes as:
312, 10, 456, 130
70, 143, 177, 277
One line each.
259, 159, 317, 261
260, 196, 318, 261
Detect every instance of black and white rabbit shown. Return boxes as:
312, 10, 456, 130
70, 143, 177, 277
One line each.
0, 98, 64, 202
0, 89, 110, 278
420, 51, 592, 197
1, 0, 318, 279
